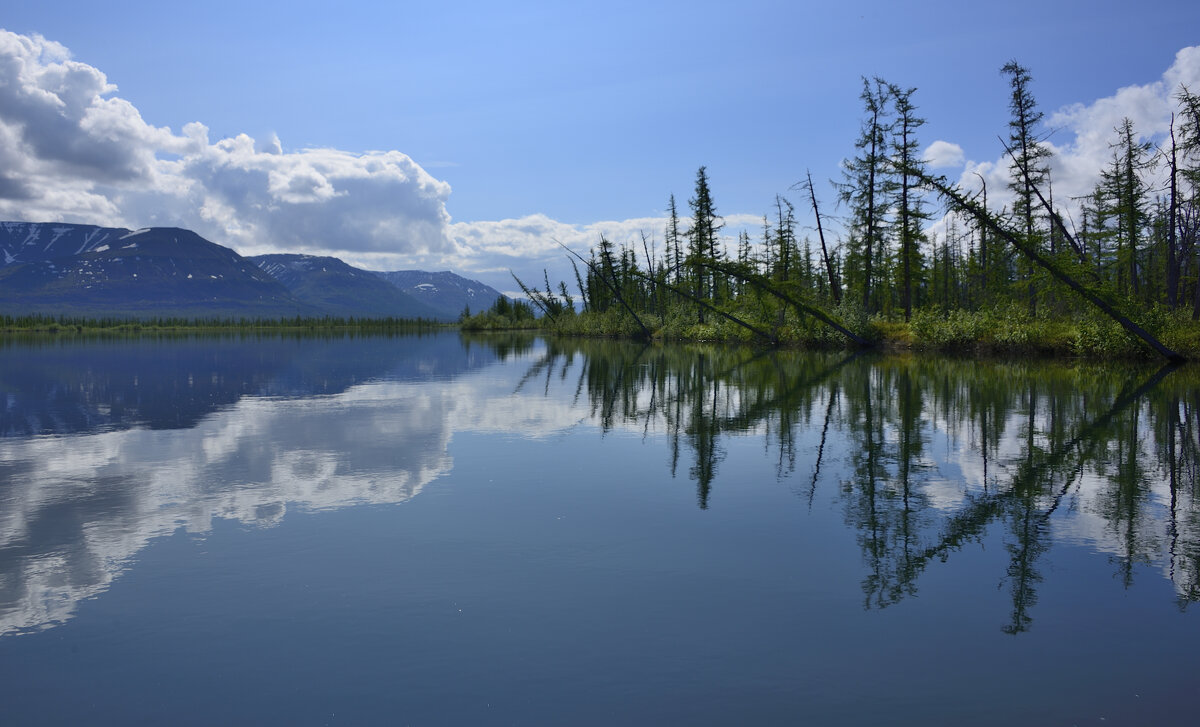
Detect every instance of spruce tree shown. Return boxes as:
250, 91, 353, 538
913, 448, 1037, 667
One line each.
890, 84, 929, 320
839, 77, 893, 312
1172, 86, 1200, 317
666, 194, 684, 285
1108, 118, 1154, 299
687, 166, 723, 309
772, 194, 796, 283
1001, 61, 1052, 315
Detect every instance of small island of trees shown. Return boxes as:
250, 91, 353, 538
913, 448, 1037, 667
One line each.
469, 63, 1200, 362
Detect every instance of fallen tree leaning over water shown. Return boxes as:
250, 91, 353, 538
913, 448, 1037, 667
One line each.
915, 170, 1187, 363
695, 259, 873, 347
627, 267, 780, 346
556, 240, 654, 340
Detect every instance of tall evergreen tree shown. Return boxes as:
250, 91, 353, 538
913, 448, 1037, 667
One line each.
1107, 118, 1154, 298
736, 230, 753, 282
1173, 86, 1200, 317
839, 77, 893, 312
772, 194, 796, 283
687, 166, 723, 309
1001, 61, 1052, 315
889, 84, 930, 320
760, 215, 776, 274
666, 194, 684, 284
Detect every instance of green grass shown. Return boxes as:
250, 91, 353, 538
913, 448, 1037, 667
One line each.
11, 306, 1200, 362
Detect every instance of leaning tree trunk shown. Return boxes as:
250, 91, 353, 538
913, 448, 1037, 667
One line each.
804, 169, 842, 304
918, 171, 1186, 363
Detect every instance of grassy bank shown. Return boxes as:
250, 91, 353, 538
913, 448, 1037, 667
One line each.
525, 303, 1200, 361
8, 306, 1199, 362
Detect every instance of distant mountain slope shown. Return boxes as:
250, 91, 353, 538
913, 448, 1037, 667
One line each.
0, 221, 484, 321
1, 221, 126, 265
0, 223, 309, 318
374, 270, 503, 319
250, 254, 450, 320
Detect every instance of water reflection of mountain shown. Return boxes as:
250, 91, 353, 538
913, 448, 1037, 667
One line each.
0, 332, 501, 436
518, 338, 1200, 631
0, 332, 525, 637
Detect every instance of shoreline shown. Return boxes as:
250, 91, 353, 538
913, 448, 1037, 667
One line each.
4, 311, 1197, 363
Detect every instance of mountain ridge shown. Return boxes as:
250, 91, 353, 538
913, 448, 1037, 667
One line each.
248, 253, 447, 320
373, 269, 503, 319
0, 221, 500, 320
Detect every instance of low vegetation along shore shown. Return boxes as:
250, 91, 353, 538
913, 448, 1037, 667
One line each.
5, 301, 1199, 361
8, 305, 1200, 362
461, 297, 1200, 361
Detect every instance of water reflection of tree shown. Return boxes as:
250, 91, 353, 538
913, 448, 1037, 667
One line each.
846, 359, 1189, 633
501, 334, 1200, 630
838, 360, 934, 608
522, 338, 854, 508
1156, 388, 1200, 606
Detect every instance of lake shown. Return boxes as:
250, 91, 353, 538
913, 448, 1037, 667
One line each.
0, 331, 1197, 725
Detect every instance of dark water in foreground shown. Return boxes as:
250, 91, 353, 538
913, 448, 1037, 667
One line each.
0, 332, 1197, 725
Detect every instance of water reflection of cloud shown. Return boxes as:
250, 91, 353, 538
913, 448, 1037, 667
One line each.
0, 352, 636, 637
0, 380, 459, 637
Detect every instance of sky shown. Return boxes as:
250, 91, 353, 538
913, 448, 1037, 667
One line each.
3, 0, 1200, 295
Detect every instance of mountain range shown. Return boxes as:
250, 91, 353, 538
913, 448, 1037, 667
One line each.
0, 222, 502, 321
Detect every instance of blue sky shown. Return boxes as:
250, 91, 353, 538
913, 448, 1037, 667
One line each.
3, 0, 1200, 294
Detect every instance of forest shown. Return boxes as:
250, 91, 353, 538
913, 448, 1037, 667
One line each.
466, 63, 1200, 361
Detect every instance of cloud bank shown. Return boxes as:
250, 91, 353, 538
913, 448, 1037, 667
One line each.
0, 30, 457, 266
0, 29, 744, 287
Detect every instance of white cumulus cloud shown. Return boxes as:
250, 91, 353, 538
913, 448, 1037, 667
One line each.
0, 28, 764, 289
0, 29, 454, 264
924, 140, 965, 169
435, 211, 767, 295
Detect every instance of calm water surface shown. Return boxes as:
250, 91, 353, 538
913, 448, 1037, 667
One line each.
0, 332, 1197, 725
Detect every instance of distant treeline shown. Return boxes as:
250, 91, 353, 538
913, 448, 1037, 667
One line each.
0, 314, 451, 333
478, 64, 1200, 360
